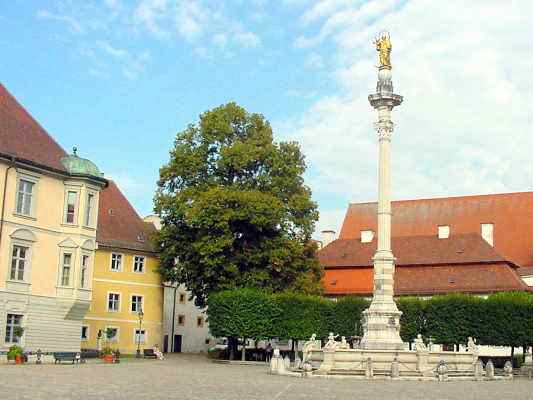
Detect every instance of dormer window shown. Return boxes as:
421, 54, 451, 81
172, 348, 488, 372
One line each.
136, 232, 145, 242
361, 230, 374, 243
438, 225, 450, 239
481, 223, 494, 246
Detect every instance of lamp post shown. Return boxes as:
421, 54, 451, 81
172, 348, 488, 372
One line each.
136, 308, 144, 358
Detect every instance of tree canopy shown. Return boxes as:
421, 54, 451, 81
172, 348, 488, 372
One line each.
155, 103, 322, 306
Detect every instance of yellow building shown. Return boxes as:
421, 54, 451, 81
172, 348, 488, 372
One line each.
83, 181, 163, 354
0, 84, 106, 352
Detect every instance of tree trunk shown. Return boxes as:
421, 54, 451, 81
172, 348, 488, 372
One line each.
228, 337, 236, 360
241, 338, 246, 361
511, 346, 515, 367
291, 338, 295, 361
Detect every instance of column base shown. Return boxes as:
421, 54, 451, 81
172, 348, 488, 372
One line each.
360, 307, 404, 350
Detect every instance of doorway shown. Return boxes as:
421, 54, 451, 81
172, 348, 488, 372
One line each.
173, 334, 182, 353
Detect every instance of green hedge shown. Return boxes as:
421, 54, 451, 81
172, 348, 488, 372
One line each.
207, 290, 533, 347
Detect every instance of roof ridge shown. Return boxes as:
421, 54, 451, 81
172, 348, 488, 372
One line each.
348, 190, 533, 207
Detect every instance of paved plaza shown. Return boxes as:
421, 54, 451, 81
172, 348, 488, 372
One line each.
1, 355, 532, 400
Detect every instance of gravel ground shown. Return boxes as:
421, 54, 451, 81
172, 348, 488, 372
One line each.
1, 354, 532, 400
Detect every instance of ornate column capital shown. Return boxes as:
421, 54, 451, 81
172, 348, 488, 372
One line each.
374, 120, 394, 141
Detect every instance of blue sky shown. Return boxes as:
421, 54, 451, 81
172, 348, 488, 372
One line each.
2, 1, 533, 239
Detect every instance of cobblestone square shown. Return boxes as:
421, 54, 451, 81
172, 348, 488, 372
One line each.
1, 355, 532, 400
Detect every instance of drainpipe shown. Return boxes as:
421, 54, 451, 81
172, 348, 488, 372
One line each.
0, 157, 16, 251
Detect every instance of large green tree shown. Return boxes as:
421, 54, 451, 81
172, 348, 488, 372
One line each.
155, 103, 322, 307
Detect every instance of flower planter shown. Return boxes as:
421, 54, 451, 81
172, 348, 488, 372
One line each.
103, 354, 114, 363
15, 354, 24, 364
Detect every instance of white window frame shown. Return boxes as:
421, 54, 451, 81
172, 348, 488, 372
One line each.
107, 292, 121, 312
59, 251, 74, 287
130, 294, 144, 314
84, 191, 97, 228
9, 243, 30, 282
360, 230, 374, 243
79, 253, 91, 289
14, 172, 39, 219
133, 328, 147, 345
62, 188, 80, 225
481, 223, 494, 247
438, 225, 450, 239
81, 325, 89, 341
5, 313, 24, 345
197, 315, 204, 328
105, 326, 119, 343
132, 255, 146, 274
109, 253, 123, 272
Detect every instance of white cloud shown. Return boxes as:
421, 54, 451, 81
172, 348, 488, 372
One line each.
305, 52, 324, 69
212, 33, 228, 47
97, 41, 128, 58
284, 0, 533, 234
234, 31, 261, 48
36, 9, 84, 34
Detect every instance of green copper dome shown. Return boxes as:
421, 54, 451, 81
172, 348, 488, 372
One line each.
60, 147, 103, 178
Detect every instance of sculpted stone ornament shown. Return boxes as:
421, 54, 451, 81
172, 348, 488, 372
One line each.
324, 333, 339, 351
414, 334, 427, 352
373, 32, 392, 70
339, 336, 349, 349
302, 334, 317, 364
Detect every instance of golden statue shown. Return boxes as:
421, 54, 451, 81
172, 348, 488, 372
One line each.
373, 32, 392, 70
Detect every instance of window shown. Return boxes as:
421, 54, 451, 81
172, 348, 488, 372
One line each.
81, 326, 89, 340
481, 223, 494, 247
177, 314, 185, 326
5, 314, 23, 344
61, 253, 72, 286
438, 225, 450, 239
108, 293, 120, 312
197, 316, 204, 328
110, 253, 122, 271
10, 245, 29, 281
131, 295, 143, 313
106, 327, 118, 342
134, 329, 146, 344
133, 256, 145, 273
80, 255, 89, 288
179, 293, 186, 304
16, 179, 34, 216
361, 230, 374, 243
64, 191, 78, 224
85, 193, 95, 226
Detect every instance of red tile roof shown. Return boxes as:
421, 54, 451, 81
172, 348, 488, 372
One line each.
319, 234, 510, 268
97, 181, 157, 253
0, 83, 67, 171
518, 266, 533, 277
339, 192, 533, 267
319, 234, 528, 295
324, 263, 529, 296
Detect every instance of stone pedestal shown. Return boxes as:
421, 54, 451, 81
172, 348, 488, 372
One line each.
360, 67, 404, 351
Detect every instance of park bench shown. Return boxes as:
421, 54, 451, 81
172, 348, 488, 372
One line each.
143, 349, 157, 359
53, 352, 84, 364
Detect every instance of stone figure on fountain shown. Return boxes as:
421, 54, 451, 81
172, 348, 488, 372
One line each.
324, 333, 338, 351
302, 334, 317, 364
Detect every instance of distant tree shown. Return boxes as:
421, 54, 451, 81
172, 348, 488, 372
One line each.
155, 103, 322, 307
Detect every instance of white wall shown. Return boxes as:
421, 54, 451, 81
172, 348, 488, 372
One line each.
162, 284, 212, 353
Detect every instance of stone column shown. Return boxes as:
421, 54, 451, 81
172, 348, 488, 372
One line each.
360, 67, 404, 351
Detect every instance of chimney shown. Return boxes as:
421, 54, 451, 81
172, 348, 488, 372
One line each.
321, 230, 336, 248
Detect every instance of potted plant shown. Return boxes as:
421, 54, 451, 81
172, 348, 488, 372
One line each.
7, 345, 23, 364
102, 346, 114, 363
